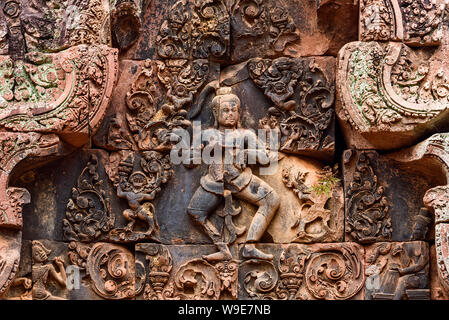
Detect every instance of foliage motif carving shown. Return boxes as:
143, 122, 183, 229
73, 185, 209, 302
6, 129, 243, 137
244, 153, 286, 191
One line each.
64, 155, 114, 242
345, 151, 392, 243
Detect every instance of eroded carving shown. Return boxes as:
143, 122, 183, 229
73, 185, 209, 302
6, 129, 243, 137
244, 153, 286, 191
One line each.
156, 0, 230, 61
230, 0, 299, 60
365, 241, 430, 300
136, 244, 238, 300
344, 150, 392, 243
250, 57, 335, 157
64, 154, 114, 242
359, 0, 445, 45
239, 243, 365, 300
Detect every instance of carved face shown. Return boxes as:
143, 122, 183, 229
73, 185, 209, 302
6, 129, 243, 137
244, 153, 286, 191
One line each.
411, 221, 428, 240
33, 246, 49, 263
218, 98, 240, 128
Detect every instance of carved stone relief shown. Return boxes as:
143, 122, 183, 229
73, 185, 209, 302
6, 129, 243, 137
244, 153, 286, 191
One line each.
364, 241, 430, 300
1, 0, 449, 302
238, 243, 365, 300
343, 149, 438, 243
360, 0, 446, 46
135, 243, 238, 300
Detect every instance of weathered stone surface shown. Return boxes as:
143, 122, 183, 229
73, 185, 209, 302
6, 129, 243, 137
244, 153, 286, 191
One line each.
135, 243, 238, 300
29, 239, 135, 300
3, 240, 32, 300
337, 40, 449, 150
229, 0, 359, 63
317, 0, 360, 57
343, 149, 437, 243
120, 0, 231, 62
237, 243, 365, 300
236, 154, 344, 244
221, 56, 336, 161
359, 0, 446, 46
364, 241, 430, 300
430, 244, 449, 300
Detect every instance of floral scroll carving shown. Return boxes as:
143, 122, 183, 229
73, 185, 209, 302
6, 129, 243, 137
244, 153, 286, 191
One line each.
136, 244, 239, 300
239, 243, 365, 300
359, 0, 446, 45
86, 243, 136, 299
247, 57, 335, 158
344, 150, 392, 243
64, 155, 114, 242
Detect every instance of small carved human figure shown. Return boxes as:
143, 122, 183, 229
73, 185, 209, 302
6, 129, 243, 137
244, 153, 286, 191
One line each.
115, 157, 157, 237
387, 242, 429, 300
370, 242, 429, 300
410, 207, 432, 241
187, 87, 280, 262
31, 241, 67, 300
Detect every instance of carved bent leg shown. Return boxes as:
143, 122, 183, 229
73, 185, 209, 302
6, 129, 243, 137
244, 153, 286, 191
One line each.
187, 186, 232, 262
235, 176, 280, 260
0, 133, 65, 298
387, 133, 449, 295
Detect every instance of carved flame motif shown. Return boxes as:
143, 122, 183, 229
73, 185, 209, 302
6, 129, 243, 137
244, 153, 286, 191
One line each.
64, 154, 114, 242
346, 152, 392, 243
275, 246, 310, 300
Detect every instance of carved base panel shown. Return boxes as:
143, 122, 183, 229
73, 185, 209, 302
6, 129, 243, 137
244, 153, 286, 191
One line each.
364, 241, 430, 300
237, 243, 365, 300
5, 240, 136, 300
136, 244, 239, 300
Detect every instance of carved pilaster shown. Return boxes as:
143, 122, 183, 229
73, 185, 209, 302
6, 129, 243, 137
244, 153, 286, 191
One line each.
387, 133, 449, 295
